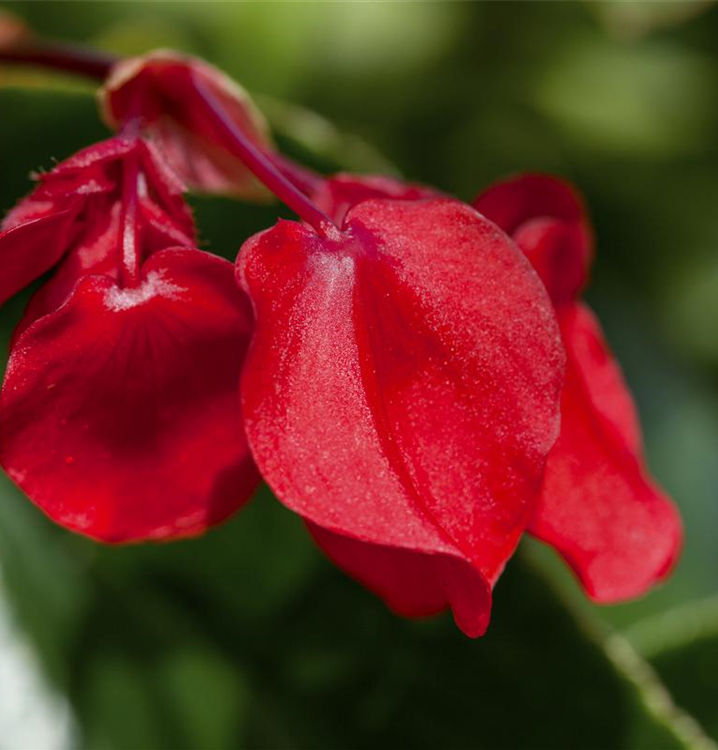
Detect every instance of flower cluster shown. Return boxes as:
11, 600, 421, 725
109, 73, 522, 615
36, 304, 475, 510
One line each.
0, 49, 681, 636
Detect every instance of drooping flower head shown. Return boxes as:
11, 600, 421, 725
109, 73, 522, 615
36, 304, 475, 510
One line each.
0, 134, 258, 541
0, 34, 682, 639
236, 196, 564, 636
286, 169, 681, 614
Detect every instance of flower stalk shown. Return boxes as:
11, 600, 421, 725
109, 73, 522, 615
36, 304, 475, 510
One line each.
188, 72, 340, 238
0, 40, 115, 79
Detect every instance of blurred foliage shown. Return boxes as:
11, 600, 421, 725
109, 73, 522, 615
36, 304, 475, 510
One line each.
1, 2, 718, 748
627, 596, 718, 741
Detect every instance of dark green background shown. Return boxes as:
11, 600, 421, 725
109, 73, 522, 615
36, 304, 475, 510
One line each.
0, 2, 717, 748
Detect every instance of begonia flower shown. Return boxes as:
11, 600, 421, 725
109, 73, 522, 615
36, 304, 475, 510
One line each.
237, 198, 564, 636
474, 173, 682, 601
296, 170, 682, 609
0, 134, 258, 541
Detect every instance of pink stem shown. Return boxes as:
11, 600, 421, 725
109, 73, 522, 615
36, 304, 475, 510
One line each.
119, 141, 142, 288
188, 71, 339, 238
269, 152, 324, 196
0, 41, 115, 79
1, 39, 331, 206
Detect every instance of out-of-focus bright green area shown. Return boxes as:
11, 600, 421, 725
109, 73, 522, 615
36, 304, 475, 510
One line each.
0, 2, 717, 748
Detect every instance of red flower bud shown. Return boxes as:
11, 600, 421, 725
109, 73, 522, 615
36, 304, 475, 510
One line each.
237, 198, 564, 636
99, 51, 273, 200
474, 173, 682, 601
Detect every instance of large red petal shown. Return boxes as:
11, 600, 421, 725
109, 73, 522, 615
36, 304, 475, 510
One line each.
0, 248, 258, 542
100, 51, 272, 199
311, 173, 441, 225
529, 304, 682, 601
238, 198, 563, 635
473, 173, 593, 305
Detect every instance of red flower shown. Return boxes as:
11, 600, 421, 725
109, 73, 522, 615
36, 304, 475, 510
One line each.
99, 51, 273, 200
0, 135, 258, 541
237, 198, 564, 636
474, 173, 682, 601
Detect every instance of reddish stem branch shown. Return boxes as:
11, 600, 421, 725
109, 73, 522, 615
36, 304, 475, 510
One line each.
1, 38, 334, 224
269, 152, 324, 196
119, 143, 142, 288
0, 41, 116, 79
188, 71, 339, 238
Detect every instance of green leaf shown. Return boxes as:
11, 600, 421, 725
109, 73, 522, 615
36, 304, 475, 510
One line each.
534, 33, 716, 159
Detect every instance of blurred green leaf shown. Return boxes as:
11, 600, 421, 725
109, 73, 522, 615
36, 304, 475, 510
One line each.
587, 1, 714, 40
535, 35, 716, 158
74, 584, 251, 750
0, 473, 88, 686
666, 254, 718, 366
235, 553, 711, 750
626, 597, 718, 741
57, 519, 716, 750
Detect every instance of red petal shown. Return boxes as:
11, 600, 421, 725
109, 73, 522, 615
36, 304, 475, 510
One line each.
16, 198, 122, 335
2, 196, 63, 230
9, 135, 196, 332
529, 304, 682, 601
0, 206, 80, 307
238, 199, 564, 635
0, 248, 258, 542
311, 173, 442, 225
31, 136, 193, 233
34, 136, 137, 199
100, 51, 272, 199
17, 191, 195, 338
473, 173, 593, 305
136, 139, 195, 236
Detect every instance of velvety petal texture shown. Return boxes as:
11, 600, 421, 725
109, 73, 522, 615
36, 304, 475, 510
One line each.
238, 198, 564, 635
100, 50, 273, 199
474, 173, 682, 601
0, 249, 258, 542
